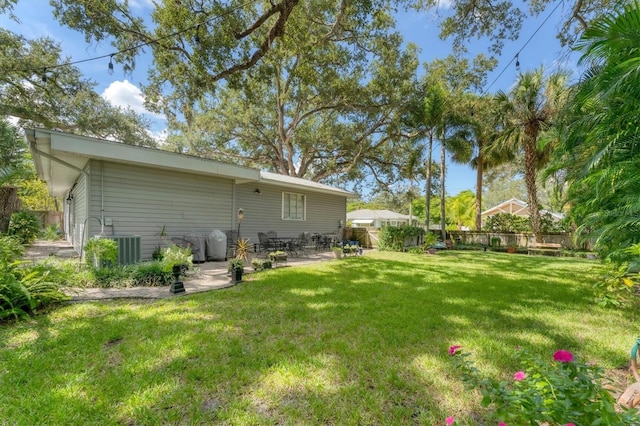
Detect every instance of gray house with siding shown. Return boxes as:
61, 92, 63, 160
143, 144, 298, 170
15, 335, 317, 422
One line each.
27, 128, 352, 260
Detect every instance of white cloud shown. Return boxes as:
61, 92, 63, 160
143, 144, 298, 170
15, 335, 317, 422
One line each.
147, 128, 168, 146
129, 0, 155, 10
101, 79, 165, 119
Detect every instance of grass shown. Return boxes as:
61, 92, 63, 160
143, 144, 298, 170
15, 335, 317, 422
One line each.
1, 251, 637, 425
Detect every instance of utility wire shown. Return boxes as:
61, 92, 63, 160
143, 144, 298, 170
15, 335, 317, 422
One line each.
478, 0, 565, 97
3, 0, 256, 75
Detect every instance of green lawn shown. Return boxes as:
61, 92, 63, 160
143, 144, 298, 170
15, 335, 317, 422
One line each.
1, 251, 637, 425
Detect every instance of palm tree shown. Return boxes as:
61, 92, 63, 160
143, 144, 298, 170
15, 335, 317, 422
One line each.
447, 190, 475, 230
493, 68, 569, 242
447, 95, 509, 230
419, 82, 448, 231
554, 2, 640, 257
437, 118, 473, 239
400, 147, 424, 225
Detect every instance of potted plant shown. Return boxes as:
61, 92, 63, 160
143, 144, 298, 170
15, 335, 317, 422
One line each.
331, 246, 343, 259
228, 258, 245, 282
235, 238, 251, 263
343, 244, 358, 256
269, 250, 288, 265
507, 244, 517, 253
251, 258, 272, 271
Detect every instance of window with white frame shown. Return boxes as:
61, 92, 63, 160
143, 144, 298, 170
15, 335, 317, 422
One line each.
282, 192, 306, 220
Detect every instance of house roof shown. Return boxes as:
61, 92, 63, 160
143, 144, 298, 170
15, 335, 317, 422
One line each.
26, 128, 353, 198
346, 209, 413, 221
481, 198, 564, 220
481, 198, 529, 217
260, 171, 353, 197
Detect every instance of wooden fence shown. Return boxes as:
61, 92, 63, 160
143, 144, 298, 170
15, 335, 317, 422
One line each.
344, 227, 590, 250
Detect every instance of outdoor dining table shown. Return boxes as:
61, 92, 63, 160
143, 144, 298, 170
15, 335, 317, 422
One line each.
268, 237, 297, 252
313, 233, 338, 250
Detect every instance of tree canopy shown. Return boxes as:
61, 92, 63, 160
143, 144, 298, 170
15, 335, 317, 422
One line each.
552, 1, 640, 260
0, 28, 156, 146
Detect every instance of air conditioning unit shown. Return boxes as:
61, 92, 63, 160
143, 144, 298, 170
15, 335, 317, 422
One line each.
108, 236, 141, 265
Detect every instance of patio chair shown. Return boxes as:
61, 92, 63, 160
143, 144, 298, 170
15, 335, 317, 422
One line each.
290, 232, 311, 256
315, 234, 331, 251
225, 230, 238, 260
258, 232, 279, 255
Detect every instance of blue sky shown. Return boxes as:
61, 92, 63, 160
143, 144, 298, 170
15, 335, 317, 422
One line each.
3, 0, 579, 197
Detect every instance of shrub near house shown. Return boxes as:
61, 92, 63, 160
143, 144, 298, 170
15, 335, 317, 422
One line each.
0, 236, 68, 321
378, 225, 425, 252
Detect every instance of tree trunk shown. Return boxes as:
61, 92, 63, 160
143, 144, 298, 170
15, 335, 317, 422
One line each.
523, 137, 542, 242
0, 186, 20, 233
440, 140, 446, 241
424, 135, 433, 229
475, 141, 484, 231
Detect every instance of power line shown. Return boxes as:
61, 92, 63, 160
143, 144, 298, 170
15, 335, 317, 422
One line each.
4, 0, 256, 76
478, 0, 565, 97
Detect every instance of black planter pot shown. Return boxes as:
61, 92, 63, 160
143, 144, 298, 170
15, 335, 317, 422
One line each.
233, 267, 243, 282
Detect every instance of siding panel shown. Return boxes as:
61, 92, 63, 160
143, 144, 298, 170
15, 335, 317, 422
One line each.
236, 184, 346, 246
69, 168, 88, 252
87, 161, 234, 259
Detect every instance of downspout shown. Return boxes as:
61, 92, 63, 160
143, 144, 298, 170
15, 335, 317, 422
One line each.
101, 160, 104, 229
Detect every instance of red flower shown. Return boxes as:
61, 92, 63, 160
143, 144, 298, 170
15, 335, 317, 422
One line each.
449, 345, 462, 355
553, 350, 574, 362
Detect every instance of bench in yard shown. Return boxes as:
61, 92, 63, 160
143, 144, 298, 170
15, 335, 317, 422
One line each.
528, 242, 562, 256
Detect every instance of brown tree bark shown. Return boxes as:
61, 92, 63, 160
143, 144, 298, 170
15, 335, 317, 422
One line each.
475, 139, 484, 231
523, 136, 542, 242
0, 186, 20, 233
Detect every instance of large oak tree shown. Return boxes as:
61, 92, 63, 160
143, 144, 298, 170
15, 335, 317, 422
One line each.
0, 28, 156, 146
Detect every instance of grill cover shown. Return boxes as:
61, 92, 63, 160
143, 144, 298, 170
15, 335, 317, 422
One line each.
206, 230, 227, 261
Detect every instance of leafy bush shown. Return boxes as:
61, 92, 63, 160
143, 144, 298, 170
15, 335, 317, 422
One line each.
0, 235, 24, 262
160, 244, 193, 273
484, 212, 570, 234
91, 265, 133, 287
448, 345, 640, 425
84, 237, 118, 269
485, 213, 530, 233
0, 241, 68, 321
378, 225, 425, 252
8, 210, 41, 244
131, 261, 173, 286
593, 261, 638, 307
40, 225, 62, 241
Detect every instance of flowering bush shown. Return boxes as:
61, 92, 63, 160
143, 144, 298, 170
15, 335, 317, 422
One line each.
447, 345, 640, 425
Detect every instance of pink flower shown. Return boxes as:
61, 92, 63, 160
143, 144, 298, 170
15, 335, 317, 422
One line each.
499, 423, 508, 426
513, 371, 526, 381
449, 345, 462, 355
553, 350, 574, 363
445, 416, 455, 425
565, 424, 576, 426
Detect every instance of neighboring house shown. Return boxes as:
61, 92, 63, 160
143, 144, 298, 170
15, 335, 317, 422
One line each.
346, 209, 415, 228
481, 198, 564, 222
27, 128, 352, 260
